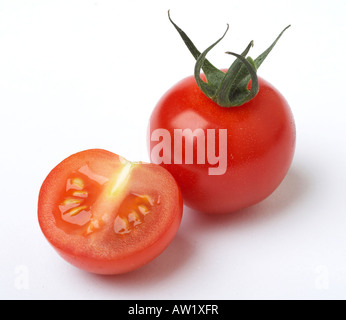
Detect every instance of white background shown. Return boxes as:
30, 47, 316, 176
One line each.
1, 0, 346, 300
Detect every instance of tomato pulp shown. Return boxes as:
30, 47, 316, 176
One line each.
149, 75, 296, 214
38, 149, 183, 274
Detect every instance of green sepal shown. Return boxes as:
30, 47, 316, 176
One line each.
223, 25, 292, 105
193, 24, 229, 99
254, 25, 291, 69
168, 11, 290, 108
221, 54, 259, 106
216, 41, 255, 106
168, 10, 225, 88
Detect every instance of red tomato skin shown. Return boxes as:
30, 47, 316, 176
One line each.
149, 76, 296, 214
38, 149, 183, 275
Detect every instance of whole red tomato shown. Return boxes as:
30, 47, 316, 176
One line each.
148, 13, 295, 214
149, 75, 295, 214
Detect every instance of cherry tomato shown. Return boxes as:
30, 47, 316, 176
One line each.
38, 149, 183, 274
149, 75, 296, 214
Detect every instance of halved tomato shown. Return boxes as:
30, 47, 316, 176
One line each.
38, 149, 183, 275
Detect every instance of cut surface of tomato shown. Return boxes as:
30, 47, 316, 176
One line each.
38, 149, 183, 275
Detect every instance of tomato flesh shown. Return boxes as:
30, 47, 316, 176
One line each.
38, 149, 183, 275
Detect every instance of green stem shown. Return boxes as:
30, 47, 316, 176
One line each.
168, 11, 290, 107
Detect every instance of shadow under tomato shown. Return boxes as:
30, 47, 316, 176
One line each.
183, 164, 311, 229
84, 233, 193, 286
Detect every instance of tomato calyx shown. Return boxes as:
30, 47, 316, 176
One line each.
168, 10, 290, 107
